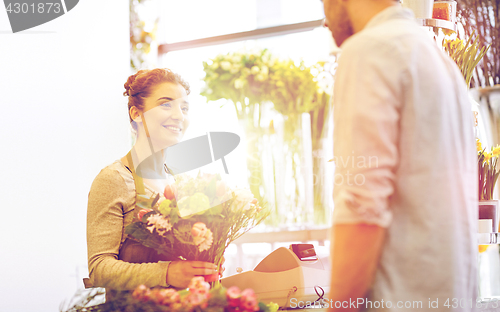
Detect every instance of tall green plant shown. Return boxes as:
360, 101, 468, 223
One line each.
443, 31, 491, 88
456, 0, 500, 87
477, 139, 500, 200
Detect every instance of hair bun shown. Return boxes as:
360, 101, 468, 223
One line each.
123, 73, 139, 96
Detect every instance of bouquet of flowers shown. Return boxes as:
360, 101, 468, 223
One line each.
477, 138, 500, 200
125, 172, 269, 281
62, 277, 279, 312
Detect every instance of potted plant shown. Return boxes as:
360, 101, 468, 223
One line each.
477, 138, 500, 233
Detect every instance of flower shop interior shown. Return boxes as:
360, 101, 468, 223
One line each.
1, 0, 500, 311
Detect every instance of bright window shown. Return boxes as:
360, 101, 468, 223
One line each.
157, 0, 335, 226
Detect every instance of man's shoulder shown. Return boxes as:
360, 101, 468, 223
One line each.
342, 18, 430, 58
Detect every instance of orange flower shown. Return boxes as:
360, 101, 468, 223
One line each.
479, 245, 489, 253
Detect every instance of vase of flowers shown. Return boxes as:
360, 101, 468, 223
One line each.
201, 49, 333, 226
477, 139, 500, 232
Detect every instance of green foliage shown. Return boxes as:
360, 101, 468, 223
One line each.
125, 222, 150, 240
129, 0, 158, 70
201, 49, 332, 119
477, 139, 500, 200
158, 200, 172, 217
443, 31, 491, 88
169, 207, 179, 225
173, 222, 195, 245
206, 286, 227, 308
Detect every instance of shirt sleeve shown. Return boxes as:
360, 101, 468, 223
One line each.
332, 37, 404, 228
87, 168, 171, 290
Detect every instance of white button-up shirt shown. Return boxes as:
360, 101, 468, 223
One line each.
332, 6, 478, 311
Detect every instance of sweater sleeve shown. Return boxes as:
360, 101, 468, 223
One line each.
87, 167, 171, 290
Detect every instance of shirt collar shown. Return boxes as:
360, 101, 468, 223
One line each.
363, 5, 415, 30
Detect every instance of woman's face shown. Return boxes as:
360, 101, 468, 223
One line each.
136, 82, 190, 150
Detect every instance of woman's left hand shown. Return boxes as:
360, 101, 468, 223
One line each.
219, 256, 225, 277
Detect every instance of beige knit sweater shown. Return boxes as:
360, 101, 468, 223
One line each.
87, 160, 170, 290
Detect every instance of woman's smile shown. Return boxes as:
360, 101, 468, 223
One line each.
163, 125, 183, 133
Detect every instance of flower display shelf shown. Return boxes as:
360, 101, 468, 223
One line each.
478, 232, 500, 245
415, 18, 457, 31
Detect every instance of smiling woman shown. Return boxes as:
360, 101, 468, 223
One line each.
126, 71, 191, 163
86, 68, 220, 296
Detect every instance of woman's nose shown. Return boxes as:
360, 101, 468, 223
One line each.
322, 18, 328, 28
171, 105, 184, 121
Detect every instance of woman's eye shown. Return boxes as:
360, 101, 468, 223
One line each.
161, 102, 171, 108
182, 107, 189, 113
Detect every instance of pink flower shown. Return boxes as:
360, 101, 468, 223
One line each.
240, 288, 259, 312
191, 222, 213, 252
182, 291, 209, 309
226, 286, 241, 299
152, 288, 180, 306
191, 222, 207, 237
226, 286, 241, 307
197, 230, 213, 252
188, 276, 210, 294
137, 209, 152, 221
132, 285, 151, 302
146, 214, 172, 236
164, 184, 177, 200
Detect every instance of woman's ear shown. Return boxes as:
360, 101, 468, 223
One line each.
130, 106, 142, 123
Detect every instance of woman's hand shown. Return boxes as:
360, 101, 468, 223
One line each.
166, 260, 218, 288
219, 256, 225, 277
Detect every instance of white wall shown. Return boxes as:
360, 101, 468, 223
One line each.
0, 2, 130, 311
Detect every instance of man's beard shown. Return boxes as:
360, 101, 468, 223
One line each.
330, 6, 354, 47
